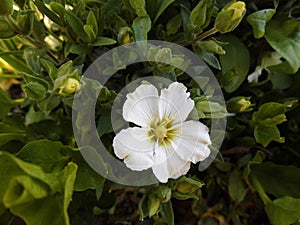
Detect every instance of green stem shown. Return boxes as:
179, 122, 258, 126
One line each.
179, 27, 219, 47
251, 176, 271, 205
193, 27, 219, 43
20, 35, 43, 48
13, 98, 25, 105
0, 74, 22, 79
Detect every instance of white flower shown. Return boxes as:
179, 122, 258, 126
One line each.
112, 82, 211, 183
248, 52, 282, 83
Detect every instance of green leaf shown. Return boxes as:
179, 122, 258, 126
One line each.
0, 18, 16, 39
160, 201, 174, 225
146, 0, 175, 24
0, 54, 33, 74
219, 34, 250, 92
102, 0, 123, 19
190, 0, 215, 33
193, 46, 221, 70
166, 14, 182, 35
229, 169, 247, 203
247, 9, 275, 39
34, 0, 63, 26
9, 163, 77, 225
265, 19, 300, 73
130, 0, 147, 17
65, 146, 106, 191
86, 11, 98, 35
21, 82, 47, 100
3, 175, 49, 208
91, 37, 117, 46
197, 39, 225, 55
17, 140, 68, 173
132, 15, 151, 41
17, 140, 104, 191
254, 125, 284, 147
0, 152, 77, 225
0, 88, 17, 119
196, 100, 227, 118
40, 59, 57, 82
37, 94, 61, 115
252, 102, 286, 125
265, 196, 300, 225
25, 106, 45, 126
0, 133, 25, 146
57, 61, 73, 77
250, 162, 300, 198
65, 10, 89, 42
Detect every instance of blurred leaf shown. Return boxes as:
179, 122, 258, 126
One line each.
0, 133, 25, 146
146, 0, 175, 23
254, 125, 284, 147
65, 146, 106, 192
25, 106, 45, 126
0, 18, 16, 39
190, 0, 215, 33
193, 46, 221, 69
21, 81, 47, 100
220, 34, 250, 92
65, 10, 89, 42
160, 201, 174, 225
265, 19, 300, 74
252, 102, 286, 126
0, 54, 33, 74
91, 37, 117, 46
229, 169, 247, 203
0, 88, 18, 119
247, 9, 275, 39
17, 140, 67, 173
265, 196, 300, 225
34, 0, 63, 26
130, 0, 147, 16
102, 0, 123, 19
250, 162, 300, 198
166, 14, 182, 35
132, 15, 151, 41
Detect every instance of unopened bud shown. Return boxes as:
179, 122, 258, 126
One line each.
59, 78, 80, 96
117, 27, 133, 45
214, 1, 246, 33
227, 96, 252, 113
22, 82, 47, 100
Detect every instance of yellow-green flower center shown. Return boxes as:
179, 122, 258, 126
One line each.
148, 117, 177, 146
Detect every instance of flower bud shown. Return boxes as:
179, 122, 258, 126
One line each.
59, 78, 80, 96
22, 82, 47, 100
148, 195, 160, 217
171, 177, 204, 200
227, 96, 252, 113
117, 27, 133, 45
157, 186, 171, 203
214, 1, 246, 34
0, 0, 13, 16
174, 177, 203, 194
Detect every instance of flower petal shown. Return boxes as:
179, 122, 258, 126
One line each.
172, 120, 211, 164
152, 145, 191, 183
123, 84, 159, 127
158, 82, 194, 123
113, 127, 154, 171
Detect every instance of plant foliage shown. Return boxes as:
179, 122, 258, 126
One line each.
0, 0, 300, 224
